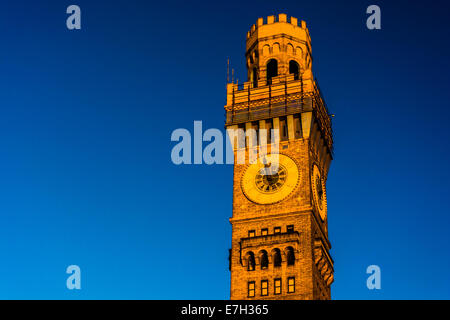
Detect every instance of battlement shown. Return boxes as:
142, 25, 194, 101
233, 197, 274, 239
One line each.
246, 14, 308, 39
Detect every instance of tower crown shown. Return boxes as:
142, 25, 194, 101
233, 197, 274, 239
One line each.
245, 14, 313, 86
225, 14, 333, 156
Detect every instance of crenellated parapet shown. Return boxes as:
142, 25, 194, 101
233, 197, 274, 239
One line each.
246, 14, 310, 42
244, 14, 313, 84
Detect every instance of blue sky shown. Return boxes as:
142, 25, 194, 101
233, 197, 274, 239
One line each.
0, 0, 449, 299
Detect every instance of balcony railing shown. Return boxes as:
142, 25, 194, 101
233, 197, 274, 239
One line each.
226, 93, 314, 124
241, 231, 300, 250
225, 77, 333, 154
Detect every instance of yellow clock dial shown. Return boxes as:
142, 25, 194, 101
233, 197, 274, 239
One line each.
312, 164, 327, 221
241, 154, 299, 205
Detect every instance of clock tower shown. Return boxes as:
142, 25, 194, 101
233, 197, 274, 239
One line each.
226, 14, 334, 300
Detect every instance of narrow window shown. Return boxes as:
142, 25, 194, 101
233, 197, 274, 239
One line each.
266, 59, 278, 85
248, 281, 256, 297
279, 117, 288, 141
287, 225, 294, 233
261, 280, 268, 296
294, 114, 302, 139
252, 67, 258, 88
274, 278, 282, 295
287, 277, 295, 293
273, 249, 282, 267
265, 119, 273, 144
248, 230, 255, 237
238, 123, 246, 148
274, 227, 281, 234
260, 251, 269, 270
247, 252, 256, 271
251, 121, 259, 146
261, 228, 268, 236
286, 247, 295, 266
289, 60, 300, 80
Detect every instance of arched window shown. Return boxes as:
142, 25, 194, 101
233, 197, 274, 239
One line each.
247, 252, 256, 271
260, 251, 269, 270
286, 247, 295, 266
266, 59, 278, 85
273, 249, 282, 267
289, 60, 300, 80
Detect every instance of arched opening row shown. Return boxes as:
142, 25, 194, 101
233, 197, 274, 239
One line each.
250, 60, 301, 87
245, 247, 296, 271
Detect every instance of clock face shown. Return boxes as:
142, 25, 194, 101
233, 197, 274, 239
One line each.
241, 154, 299, 204
312, 164, 327, 221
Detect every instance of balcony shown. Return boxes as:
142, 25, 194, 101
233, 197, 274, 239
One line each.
241, 231, 300, 250
224, 76, 333, 154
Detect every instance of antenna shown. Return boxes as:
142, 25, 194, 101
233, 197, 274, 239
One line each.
227, 58, 230, 83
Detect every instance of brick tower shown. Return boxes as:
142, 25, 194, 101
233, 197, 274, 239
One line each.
226, 14, 334, 300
